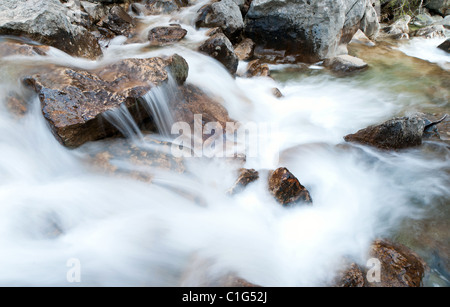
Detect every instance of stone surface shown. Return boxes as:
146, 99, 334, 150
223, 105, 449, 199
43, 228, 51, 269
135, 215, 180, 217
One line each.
245, 59, 270, 77
144, 0, 189, 15
268, 167, 312, 206
97, 5, 135, 36
195, 0, 245, 42
0, 0, 102, 59
227, 168, 259, 195
243, 0, 368, 63
323, 55, 368, 73
438, 38, 450, 53
22, 54, 189, 147
234, 38, 255, 61
383, 15, 411, 36
367, 239, 427, 287
148, 25, 188, 46
361, 0, 381, 39
198, 33, 239, 75
426, 0, 450, 16
344, 115, 427, 150
412, 25, 446, 39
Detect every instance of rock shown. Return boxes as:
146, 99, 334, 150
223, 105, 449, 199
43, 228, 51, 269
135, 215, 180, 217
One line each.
344, 115, 427, 150
433, 15, 450, 29
227, 168, 259, 195
198, 33, 239, 75
334, 263, 366, 287
0, 0, 102, 59
245, 59, 270, 77
350, 29, 376, 47
438, 38, 450, 53
81, 1, 109, 24
360, 0, 381, 39
0, 40, 49, 57
148, 25, 188, 46
426, 0, 450, 16
205, 27, 224, 37
268, 167, 312, 207
97, 5, 135, 36
195, 0, 244, 42
174, 84, 233, 133
145, 0, 190, 15
243, 0, 367, 63
272, 87, 283, 98
367, 239, 427, 287
323, 55, 368, 74
412, 13, 435, 27
383, 15, 411, 35
22, 54, 189, 147
234, 38, 255, 61
412, 25, 446, 39
335, 239, 427, 287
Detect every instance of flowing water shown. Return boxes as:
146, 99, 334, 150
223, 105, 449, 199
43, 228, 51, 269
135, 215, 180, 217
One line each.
0, 3, 449, 286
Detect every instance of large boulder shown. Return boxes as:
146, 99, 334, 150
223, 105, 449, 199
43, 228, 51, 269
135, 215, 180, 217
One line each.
243, 0, 368, 63
360, 0, 381, 39
198, 33, 239, 75
426, 0, 450, 16
0, 0, 102, 59
195, 0, 245, 42
438, 38, 450, 53
22, 54, 189, 147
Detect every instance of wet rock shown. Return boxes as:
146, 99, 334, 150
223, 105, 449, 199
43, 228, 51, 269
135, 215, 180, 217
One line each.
272, 88, 283, 98
344, 115, 428, 150
195, 0, 244, 42
0, 41, 49, 57
22, 54, 189, 147
198, 33, 239, 75
323, 55, 369, 74
97, 5, 135, 36
234, 38, 255, 61
81, 1, 109, 24
205, 27, 223, 37
360, 0, 381, 39
244, 0, 367, 63
268, 167, 312, 207
227, 168, 259, 195
334, 263, 366, 287
174, 83, 233, 133
412, 25, 446, 39
245, 59, 270, 77
438, 38, 450, 53
335, 239, 427, 287
0, 0, 102, 59
148, 25, 188, 46
367, 239, 427, 287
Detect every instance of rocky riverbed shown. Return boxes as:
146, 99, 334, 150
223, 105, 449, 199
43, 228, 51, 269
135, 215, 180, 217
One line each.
0, 0, 448, 287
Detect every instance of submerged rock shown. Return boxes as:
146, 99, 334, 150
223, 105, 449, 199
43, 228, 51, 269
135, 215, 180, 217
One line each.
438, 38, 450, 53
268, 167, 312, 207
198, 33, 239, 75
0, 0, 102, 59
22, 54, 189, 147
148, 25, 188, 46
323, 55, 368, 74
344, 115, 428, 150
243, 0, 367, 63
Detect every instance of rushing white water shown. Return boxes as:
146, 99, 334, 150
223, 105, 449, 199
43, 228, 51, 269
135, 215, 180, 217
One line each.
0, 3, 449, 287
397, 37, 450, 70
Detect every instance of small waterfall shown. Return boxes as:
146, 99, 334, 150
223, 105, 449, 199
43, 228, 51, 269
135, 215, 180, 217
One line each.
140, 74, 179, 138
102, 104, 143, 140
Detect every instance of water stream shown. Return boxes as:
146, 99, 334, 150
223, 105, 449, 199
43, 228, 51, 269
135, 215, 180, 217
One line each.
0, 2, 448, 286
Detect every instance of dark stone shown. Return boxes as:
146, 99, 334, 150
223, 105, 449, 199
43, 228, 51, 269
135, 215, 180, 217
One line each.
148, 25, 188, 46
438, 38, 450, 53
268, 167, 312, 206
228, 168, 259, 195
97, 5, 135, 36
198, 33, 239, 75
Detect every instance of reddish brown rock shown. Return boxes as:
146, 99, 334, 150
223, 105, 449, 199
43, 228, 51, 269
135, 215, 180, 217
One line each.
22, 54, 189, 147
245, 59, 270, 77
234, 38, 255, 61
97, 5, 135, 37
268, 167, 312, 206
228, 168, 259, 195
148, 25, 188, 46
334, 263, 366, 287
